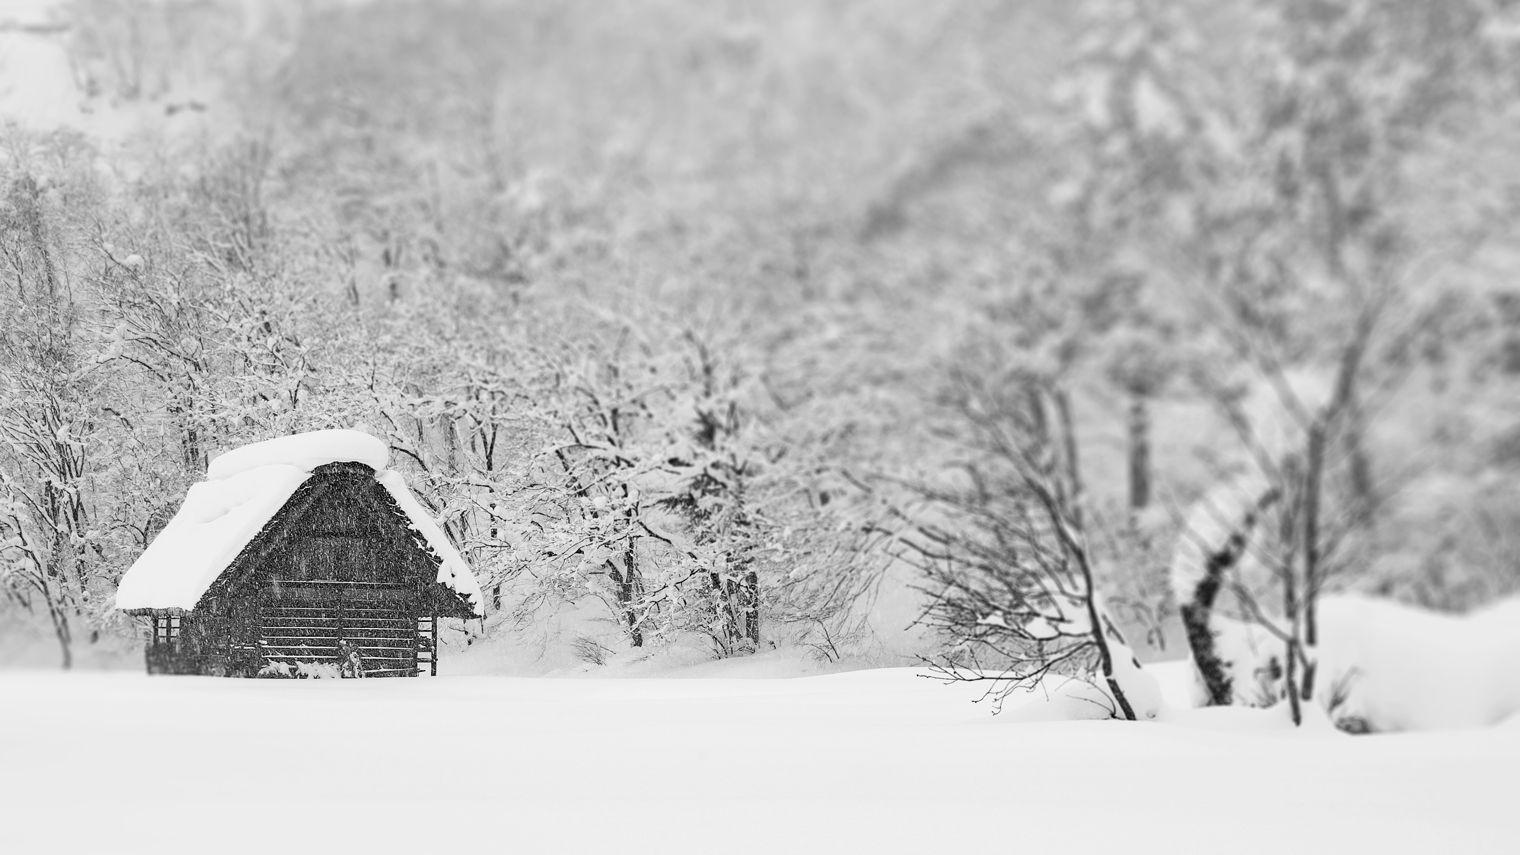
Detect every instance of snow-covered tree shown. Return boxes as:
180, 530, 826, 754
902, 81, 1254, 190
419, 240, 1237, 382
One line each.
0, 169, 119, 667
1166, 0, 1514, 722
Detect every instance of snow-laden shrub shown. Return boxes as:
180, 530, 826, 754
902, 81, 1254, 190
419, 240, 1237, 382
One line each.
257, 660, 295, 678
572, 635, 615, 666
294, 661, 341, 679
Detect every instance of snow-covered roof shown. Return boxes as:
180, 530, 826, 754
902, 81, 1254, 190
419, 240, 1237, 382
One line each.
114, 429, 483, 616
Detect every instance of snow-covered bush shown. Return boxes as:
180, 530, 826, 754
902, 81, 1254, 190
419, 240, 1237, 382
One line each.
258, 661, 295, 679
294, 661, 341, 680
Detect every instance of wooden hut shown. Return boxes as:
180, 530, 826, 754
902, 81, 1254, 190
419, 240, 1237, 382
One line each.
115, 430, 483, 678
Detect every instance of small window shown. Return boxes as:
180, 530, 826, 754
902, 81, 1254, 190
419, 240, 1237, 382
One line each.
153, 615, 182, 646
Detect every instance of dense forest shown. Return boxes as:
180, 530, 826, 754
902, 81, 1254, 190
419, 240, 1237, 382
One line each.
3, 0, 1520, 702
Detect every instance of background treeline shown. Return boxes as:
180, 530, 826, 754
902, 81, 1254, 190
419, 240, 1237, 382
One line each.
2, 0, 1519, 673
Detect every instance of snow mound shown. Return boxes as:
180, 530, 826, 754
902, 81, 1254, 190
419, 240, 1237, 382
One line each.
996, 675, 1133, 723
1316, 595, 1520, 732
1200, 595, 1520, 732
115, 429, 482, 616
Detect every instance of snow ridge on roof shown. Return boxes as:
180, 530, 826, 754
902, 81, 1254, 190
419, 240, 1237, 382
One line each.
114, 429, 483, 617
207, 429, 389, 481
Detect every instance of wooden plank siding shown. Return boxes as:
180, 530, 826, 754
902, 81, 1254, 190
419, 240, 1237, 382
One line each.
257, 581, 426, 677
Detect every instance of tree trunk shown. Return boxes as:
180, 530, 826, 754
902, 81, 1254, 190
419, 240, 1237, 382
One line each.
49, 600, 73, 670
1052, 389, 1084, 528
1180, 556, 1234, 706
1180, 487, 1278, 706
1083, 595, 1136, 721
740, 569, 760, 649
710, 571, 741, 655
1054, 510, 1136, 720
621, 547, 643, 648
1279, 461, 1303, 726
443, 412, 459, 474
1345, 393, 1375, 529
1300, 422, 1326, 703
1127, 393, 1151, 512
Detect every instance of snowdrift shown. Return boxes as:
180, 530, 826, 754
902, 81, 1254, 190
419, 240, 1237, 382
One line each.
2, 667, 1516, 855
1203, 594, 1520, 731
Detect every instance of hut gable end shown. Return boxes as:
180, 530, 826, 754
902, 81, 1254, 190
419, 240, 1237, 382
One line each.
200, 462, 455, 608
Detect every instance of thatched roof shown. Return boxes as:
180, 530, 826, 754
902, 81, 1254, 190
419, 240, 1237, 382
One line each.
114, 430, 483, 616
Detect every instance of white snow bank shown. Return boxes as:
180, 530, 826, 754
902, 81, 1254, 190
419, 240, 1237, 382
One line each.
1201, 595, 1520, 732
115, 429, 482, 616
1315, 594, 1520, 732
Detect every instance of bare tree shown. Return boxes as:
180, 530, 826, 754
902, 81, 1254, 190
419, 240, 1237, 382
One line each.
1177, 300, 1390, 721
874, 367, 1156, 720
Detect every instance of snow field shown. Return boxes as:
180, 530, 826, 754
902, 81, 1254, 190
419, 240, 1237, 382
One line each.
1, 664, 1516, 854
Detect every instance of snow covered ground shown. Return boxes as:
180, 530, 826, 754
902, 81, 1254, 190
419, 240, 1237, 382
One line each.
1, 662, 1516, 854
